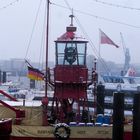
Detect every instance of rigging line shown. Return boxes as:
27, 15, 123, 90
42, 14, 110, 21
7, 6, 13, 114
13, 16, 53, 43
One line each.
63, 0, 111, 73
38, 0, 47, 70
91, 0, 140, 11
51, 2, 140, 29
63, 0, 71, 10
74, 17, 97, 57
0, 0, 19, 10
24, 0, 43, 59
63, 1, 112, 110
30, 0, 46, 86
63, 0, 99, 59
74, 16, 111, 73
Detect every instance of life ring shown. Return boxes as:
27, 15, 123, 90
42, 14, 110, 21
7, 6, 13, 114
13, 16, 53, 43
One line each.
54, 123, 71, 139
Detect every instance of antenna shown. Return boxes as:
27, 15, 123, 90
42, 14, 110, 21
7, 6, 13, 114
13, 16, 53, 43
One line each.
69, 9, 74, 26
67, 9, 77, 32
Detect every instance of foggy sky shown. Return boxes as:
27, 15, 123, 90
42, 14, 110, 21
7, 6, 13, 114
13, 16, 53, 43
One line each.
0, 0, 140, 64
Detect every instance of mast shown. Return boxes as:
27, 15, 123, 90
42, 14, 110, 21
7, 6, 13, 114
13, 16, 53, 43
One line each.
41, 0, 50, 126
45, 0, 50, 97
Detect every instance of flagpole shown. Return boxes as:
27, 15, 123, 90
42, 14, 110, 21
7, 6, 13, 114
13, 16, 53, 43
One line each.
92, 29, 101, 116
45, 0, 50, 97
41, 0, 50, 126
98, 29, 101, 76
25, 59, 33, 68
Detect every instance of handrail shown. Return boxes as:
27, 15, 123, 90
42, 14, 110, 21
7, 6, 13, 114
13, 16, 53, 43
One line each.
0, 90, 17, 101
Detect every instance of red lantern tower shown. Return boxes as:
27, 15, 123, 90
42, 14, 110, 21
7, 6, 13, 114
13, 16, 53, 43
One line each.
53, 15, 88, 122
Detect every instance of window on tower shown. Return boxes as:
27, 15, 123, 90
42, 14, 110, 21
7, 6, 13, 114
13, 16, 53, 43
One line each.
56, 42, 87, 66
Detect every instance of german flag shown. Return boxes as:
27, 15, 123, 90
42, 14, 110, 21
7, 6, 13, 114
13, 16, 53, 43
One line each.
27, 66, 44, 81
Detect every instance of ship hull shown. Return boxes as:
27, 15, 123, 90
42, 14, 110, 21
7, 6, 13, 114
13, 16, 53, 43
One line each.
10, 133, 132, 140
9, 125, 132, 140
0, 103, 132, 140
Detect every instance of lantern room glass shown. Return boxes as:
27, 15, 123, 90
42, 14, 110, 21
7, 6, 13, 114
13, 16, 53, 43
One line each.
56, 42, 87, 65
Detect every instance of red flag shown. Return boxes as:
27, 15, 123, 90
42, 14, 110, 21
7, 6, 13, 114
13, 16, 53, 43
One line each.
100, 29, 119, 48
